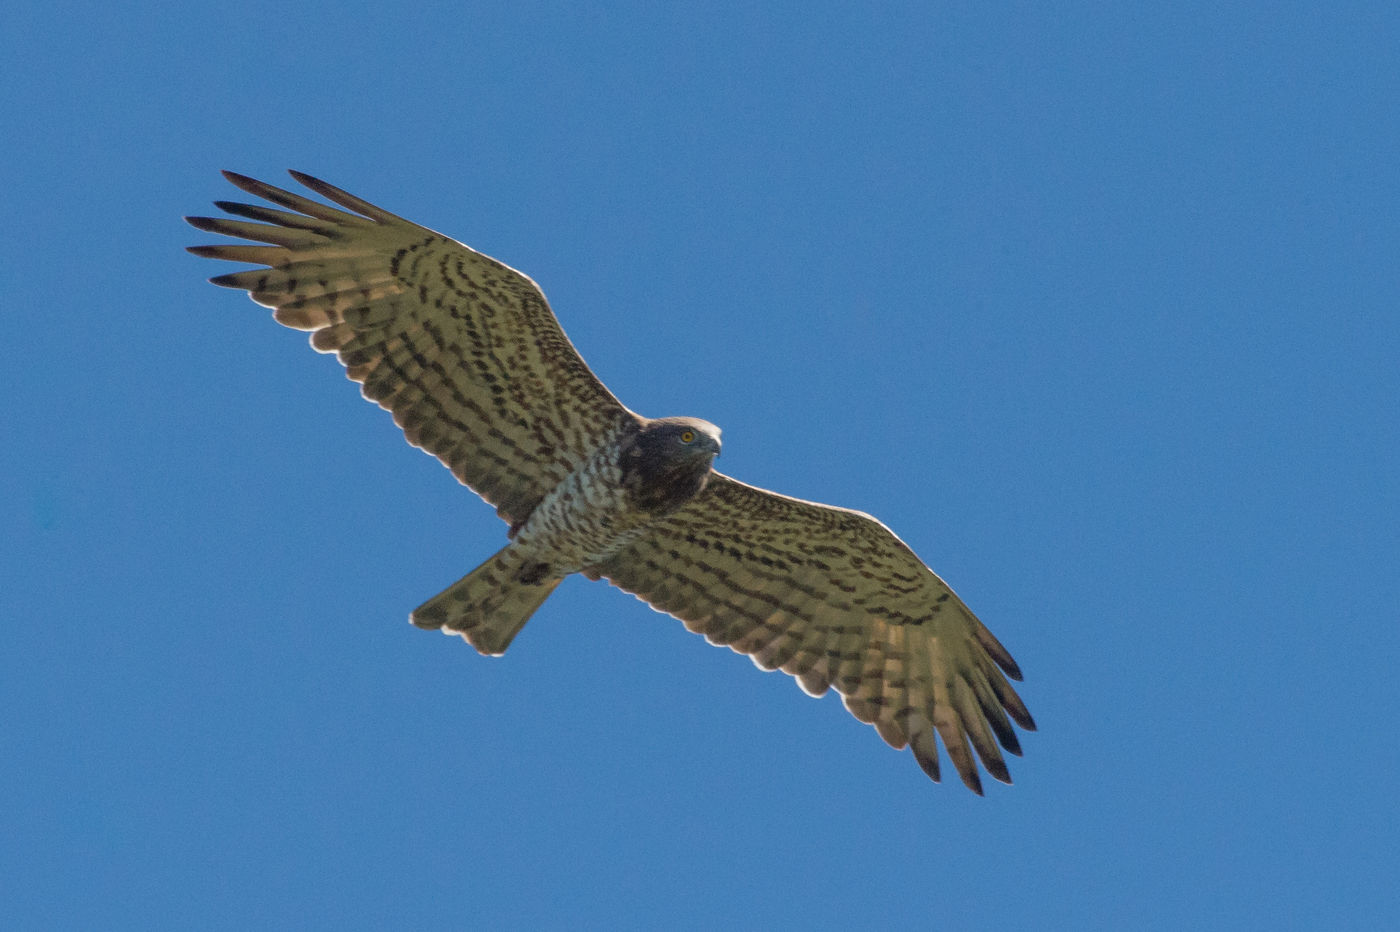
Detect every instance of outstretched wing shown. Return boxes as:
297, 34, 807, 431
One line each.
187, 171, 634, 526
589, 473, 1035, 793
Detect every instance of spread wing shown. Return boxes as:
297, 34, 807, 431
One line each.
589, 473, 1036, 793
187, 171, 633, 526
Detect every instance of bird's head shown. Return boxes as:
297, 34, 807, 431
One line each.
650, 416, 722, 459
622, 416, 722, 514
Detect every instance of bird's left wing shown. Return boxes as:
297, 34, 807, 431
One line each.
587, 473, 1035, 793
187, 171, 634, 527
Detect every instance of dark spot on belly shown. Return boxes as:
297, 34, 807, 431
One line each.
516, 561, 552, 585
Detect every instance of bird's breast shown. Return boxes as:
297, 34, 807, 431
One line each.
509, 445, 656, 575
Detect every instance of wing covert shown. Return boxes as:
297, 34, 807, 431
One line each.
187, 170, 634, 525
590, 473, 1036, 793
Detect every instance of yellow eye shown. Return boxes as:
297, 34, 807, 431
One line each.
680, 430, 696, 443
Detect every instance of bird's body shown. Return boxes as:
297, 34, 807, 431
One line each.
508, 439, 642, 570
187, 172, 1036, 792
415, 416, 722, 653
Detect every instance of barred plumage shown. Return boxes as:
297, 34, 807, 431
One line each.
187, 171, 1036, 793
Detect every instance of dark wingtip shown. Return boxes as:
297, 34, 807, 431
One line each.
184, 216, 225, 235
990, 718, 1024, 756
973, 623, 1025, 681
998, 653, 1024, 681
912, 747, 941, 784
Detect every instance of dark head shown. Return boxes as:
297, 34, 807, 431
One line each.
620, 417, 722, 516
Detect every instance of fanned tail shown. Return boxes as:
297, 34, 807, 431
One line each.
411, 546, 563, 655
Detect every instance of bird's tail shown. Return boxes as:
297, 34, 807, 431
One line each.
410, 546, 563, 655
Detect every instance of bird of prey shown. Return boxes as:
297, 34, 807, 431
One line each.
186, 171, 1036, 793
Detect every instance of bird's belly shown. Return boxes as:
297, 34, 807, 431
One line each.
510, 450, 651, 575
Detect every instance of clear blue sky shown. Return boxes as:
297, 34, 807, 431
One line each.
3, 2, 1396, 928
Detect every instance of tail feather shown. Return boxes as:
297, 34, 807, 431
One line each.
411, 547, 563, 655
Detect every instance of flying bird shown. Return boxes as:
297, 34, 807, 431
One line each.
186, 171, 1036, 793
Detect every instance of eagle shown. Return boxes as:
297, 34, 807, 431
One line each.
187, 171, 1036, 793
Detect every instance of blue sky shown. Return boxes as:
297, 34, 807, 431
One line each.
3, 1, 1397, 928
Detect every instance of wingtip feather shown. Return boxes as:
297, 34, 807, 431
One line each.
208, 270, 254, 288
983, 758, 1012, 785
974, 622, 1025, 680
220, 169, 258, 188
961, 770, 986, 795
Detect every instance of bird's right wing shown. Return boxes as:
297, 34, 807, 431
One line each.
187, 171, 634, 526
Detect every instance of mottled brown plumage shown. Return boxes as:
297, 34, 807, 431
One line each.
187, 171, 1036, 793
